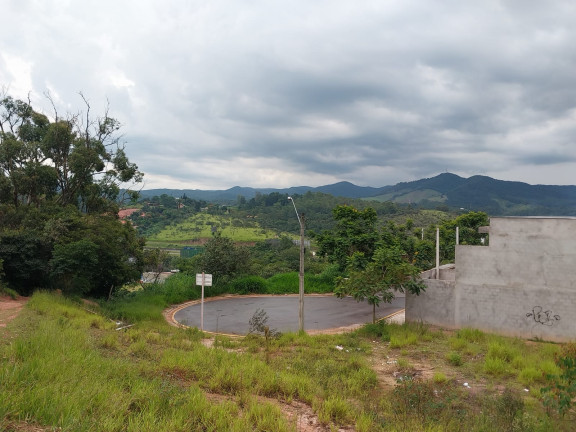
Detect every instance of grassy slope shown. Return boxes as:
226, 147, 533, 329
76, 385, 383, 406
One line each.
0, 293, 572, 431
146, 213, 287, 246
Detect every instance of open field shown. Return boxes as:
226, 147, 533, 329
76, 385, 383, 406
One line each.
147, 213, 286, 245
0, 292, 573, 431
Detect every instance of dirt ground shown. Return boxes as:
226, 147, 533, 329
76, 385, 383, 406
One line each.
0, 295, 28, 328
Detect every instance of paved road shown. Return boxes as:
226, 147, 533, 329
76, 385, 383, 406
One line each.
174, 294, 405, 334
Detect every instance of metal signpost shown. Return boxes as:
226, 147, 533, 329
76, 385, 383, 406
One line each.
196, 272, 212, 330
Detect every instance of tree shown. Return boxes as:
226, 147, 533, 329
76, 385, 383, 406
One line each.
315, 205, 379, 270
335, 246, 425, 323
200, 234, 251, 283
50, 239, 100, 295
142, 248, 172, 283
0, 92, 143, 212
0, 90, 144, 297
0, 229, 53, 295
436, 211, 489, 263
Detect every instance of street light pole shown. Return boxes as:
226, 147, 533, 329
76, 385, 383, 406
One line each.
288, 196, 305, 332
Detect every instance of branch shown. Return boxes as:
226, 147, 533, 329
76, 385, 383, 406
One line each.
44, 90, 59, 121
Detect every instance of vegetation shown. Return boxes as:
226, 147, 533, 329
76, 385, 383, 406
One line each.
0, 91, 144, 297
1, 292, 573, 431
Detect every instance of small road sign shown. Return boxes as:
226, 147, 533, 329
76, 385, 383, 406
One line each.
196, 273, 212, 286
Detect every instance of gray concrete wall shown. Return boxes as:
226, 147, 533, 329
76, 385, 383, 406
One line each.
406, 279, 456, 327
407, 217, 576, 342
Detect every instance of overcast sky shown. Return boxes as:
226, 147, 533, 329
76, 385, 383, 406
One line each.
2, 0, 576, 189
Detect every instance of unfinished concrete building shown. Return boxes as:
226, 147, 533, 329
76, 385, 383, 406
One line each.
406, 217, 576, 342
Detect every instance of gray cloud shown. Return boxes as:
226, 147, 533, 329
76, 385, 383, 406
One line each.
1, 0, 576, 189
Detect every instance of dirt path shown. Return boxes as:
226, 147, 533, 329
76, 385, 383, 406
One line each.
0, 296, 28, 327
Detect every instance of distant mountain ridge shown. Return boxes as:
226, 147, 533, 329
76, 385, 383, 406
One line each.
138, 173, 576, 216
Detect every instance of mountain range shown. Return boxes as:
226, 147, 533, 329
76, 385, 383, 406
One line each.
138, 173, 576, 216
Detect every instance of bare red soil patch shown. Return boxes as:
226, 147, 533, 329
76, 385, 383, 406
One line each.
0, 295, 28, 327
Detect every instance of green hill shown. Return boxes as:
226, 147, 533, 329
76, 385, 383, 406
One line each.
145, 213, 286, 247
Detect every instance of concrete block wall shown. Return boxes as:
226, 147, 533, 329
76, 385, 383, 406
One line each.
406, 279, 456, 327
407, 217, 576, 342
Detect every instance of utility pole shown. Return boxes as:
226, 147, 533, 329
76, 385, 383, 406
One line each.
288, 196, 305, 332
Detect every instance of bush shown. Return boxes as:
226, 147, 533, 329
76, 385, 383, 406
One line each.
229, 276, 268, 294
265, 270, 336, 294
0, 286, 19, 299
357, 321, 389, 339
541, 343, 576, 417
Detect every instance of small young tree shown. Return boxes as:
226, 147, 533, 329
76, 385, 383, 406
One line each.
335, 246, 425, 323
142, 248, 172, 283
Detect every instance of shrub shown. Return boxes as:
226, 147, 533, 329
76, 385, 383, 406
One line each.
541, 343, 576, 417
229, 276, 268, 294
0, 286, 19, 299
357, 321, 390, 340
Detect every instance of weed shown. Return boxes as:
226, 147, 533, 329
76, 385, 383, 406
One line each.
487, 340, 520, 363
317, 396, 354, 425
396, 358, 413, 370
484, 357, 510, 376
449, 336, 468, 351
355, 412, 377, 432
446, 352, 463, 366
519, 367, 544, 386
390, 332, 418, 348
457, 327, 485, 343
433, 372, 448, 384
541, 343, 576, 418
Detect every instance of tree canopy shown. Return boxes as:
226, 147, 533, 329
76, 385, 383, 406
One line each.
0, 92, 142, 212
0, 91, 144, 297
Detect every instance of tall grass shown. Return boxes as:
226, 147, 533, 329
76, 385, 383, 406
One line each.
265, 271, 335, 294
1, 292, 571, 431
0, 293, 296, 431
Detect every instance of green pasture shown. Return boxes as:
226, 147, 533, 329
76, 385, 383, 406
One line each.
146, 213, 288, 244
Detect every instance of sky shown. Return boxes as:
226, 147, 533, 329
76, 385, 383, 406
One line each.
1, 0, 576, 190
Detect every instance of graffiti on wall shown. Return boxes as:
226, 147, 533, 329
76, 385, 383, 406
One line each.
526, 306, 560, 326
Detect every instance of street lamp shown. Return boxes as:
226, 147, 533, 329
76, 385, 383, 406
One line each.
287, 196, 305, 332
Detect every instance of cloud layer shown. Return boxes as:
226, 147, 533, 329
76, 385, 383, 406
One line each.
2, 0, 575, 188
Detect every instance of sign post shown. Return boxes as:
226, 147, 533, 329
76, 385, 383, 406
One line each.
196, 272, 212, 330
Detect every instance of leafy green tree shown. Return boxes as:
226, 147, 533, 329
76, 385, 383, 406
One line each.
200, 234, 251, 283
50, 239, 100, 295
0, 230, 53, 295
0, 92, 143, 212
335, 246, 425, 323
315, 205, 379, 270
0, 91, 145, 297
437, 211, 489, 263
